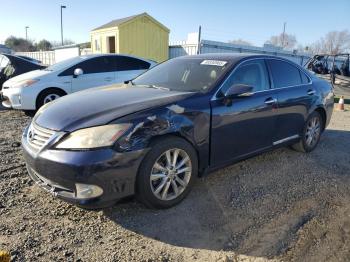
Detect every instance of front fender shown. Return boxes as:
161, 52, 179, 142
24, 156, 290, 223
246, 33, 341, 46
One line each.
113, 97, 211, 172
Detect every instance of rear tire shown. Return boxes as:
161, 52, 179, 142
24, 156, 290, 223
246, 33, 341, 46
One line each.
36, 89, 66, 110
136, 136, 198, 209
291, 111, 323, 153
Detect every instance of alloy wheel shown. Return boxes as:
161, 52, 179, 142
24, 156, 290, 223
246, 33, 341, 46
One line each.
305, 116, 321, 148
150, 148, 192, 201
43, 94, 60, 104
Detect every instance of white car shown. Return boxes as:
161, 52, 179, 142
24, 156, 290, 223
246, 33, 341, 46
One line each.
1, 54, 156, 110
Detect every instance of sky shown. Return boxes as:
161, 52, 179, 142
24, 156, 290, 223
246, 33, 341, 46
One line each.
0, 0, 349, 47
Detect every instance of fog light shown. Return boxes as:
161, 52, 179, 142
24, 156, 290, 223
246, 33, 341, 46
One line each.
75, 183, 103, 199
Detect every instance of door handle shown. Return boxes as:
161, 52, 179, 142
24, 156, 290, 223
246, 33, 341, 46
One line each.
307, 89, 316, 95
104, 77, 113, 81
264, 97, 277, 105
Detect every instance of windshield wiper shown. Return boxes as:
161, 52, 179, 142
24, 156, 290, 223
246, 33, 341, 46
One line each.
129, 82, 170, 91
147, 85, 170, 91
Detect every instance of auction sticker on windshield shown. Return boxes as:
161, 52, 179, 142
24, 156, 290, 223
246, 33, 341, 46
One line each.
200, 60, 227, 66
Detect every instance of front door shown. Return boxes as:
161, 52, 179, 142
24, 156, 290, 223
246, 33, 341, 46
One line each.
71, 56, 115, 92
210, 59, 278, 167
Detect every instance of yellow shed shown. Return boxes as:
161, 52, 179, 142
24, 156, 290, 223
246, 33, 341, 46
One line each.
90, 12, 170, 62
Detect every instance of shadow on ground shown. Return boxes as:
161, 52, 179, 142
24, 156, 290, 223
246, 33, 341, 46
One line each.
103, 129, 350, 258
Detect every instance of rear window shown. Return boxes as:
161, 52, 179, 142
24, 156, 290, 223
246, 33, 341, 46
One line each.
267, 59, 302, 88
0, 55, 9, 68
114, 56, 150, 71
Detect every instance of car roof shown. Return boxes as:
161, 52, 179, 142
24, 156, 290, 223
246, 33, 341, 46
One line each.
79, 53, 154, 63
178, 53, 292, 64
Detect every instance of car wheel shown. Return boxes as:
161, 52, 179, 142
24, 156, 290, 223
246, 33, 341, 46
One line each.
292, 111, 323, 153
136, 137, 198, 209
36, 89, 65, 109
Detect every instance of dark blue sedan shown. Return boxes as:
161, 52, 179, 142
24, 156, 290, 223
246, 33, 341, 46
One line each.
22, 53, 334, 209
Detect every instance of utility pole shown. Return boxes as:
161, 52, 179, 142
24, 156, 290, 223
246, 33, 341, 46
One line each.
25, 26, 29, 41
281, 22, 286, 48
197, 25, 202, 54
60, 5, 66, 46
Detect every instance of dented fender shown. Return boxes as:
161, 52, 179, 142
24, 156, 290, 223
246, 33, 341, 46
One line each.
112, 95, 212, 172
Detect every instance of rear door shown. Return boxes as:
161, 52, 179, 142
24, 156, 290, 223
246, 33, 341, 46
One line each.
266, 59, 315, 144
210, 59, 278, 167
113, 56, 151, 83
71, 56, 115, 92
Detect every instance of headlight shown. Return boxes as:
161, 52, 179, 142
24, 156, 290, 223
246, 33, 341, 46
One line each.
12, 79, 39, 88
55, 124, 131, 149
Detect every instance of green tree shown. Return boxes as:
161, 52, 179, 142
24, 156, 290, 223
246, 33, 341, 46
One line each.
36, 39, 52, 51
5, 36, 35, 52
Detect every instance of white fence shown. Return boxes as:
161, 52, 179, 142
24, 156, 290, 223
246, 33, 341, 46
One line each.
16, 51, 55, 65
169, 40, 311, 66
15, 46, 91, 66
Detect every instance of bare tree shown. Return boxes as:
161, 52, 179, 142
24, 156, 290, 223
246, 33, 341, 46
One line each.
228, 39, 252, 46
267, 33, 297, 49
51, 39, 75, 47
309, 30, 350, 54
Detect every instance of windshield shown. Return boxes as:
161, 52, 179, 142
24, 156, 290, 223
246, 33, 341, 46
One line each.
133, 57, 232, 92
44, 56, 90, 72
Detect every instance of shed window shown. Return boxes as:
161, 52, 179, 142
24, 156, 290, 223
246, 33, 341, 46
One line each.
94, 39, 100, 51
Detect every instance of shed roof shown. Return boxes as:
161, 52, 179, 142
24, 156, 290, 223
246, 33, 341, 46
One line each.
91, 12, 169, 32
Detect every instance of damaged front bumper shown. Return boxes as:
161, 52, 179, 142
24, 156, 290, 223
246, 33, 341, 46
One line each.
22, 128, 149, 209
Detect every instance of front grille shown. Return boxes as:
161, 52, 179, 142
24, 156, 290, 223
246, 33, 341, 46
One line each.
27, 123, 55, 150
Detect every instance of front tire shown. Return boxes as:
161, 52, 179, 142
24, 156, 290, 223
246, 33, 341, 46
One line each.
136, 137, 198, 209
36, 89, 66, 110
292, 111, 323, 153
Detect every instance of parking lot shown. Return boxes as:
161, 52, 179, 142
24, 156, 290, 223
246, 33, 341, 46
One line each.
0, 106, 349, 261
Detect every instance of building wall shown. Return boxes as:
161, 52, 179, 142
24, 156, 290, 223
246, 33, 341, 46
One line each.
90, 28, 118, 54
117, 15, 169, 62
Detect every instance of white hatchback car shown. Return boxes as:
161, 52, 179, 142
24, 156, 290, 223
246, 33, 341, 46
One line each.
1, 54, 156, 110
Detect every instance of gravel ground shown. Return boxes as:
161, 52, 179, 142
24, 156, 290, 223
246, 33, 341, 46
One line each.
1, 106, 350, 262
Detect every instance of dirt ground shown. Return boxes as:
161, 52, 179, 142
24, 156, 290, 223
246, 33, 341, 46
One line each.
1, 106, 350, 262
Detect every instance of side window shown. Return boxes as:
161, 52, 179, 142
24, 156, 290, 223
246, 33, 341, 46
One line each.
267, 59, 302, 88
221, 59, 270, 94
60, 56, 114, 76
300, 70, 310, 84
79, 56, 114, 74
115, 56, 150, 71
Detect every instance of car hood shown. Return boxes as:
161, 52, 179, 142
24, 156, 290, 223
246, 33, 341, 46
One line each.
34, 84, 194, 132
4, 69, 50, 86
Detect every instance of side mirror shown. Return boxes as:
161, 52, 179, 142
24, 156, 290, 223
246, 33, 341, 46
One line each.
224, 84, 253, 98
73, 68, 83, 78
